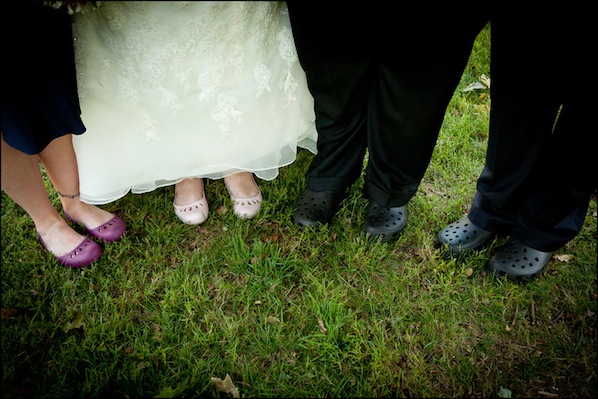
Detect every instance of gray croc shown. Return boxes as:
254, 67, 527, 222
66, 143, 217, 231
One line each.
363, 200, 407, 242
292, 189, 346, 229
486, 240, 553, 282
436, 216, 495, 257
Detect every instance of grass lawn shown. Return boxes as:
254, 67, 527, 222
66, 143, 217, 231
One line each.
2, 24, 596, 398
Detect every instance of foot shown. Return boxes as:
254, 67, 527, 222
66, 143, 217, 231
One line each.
486, 239, 553, 282
363, 200, 407, 242
63, 202, 126, 243
435, 216, 495, 257
292, 188, 346, 229
174, 178, 209, 225
63, 201, 120, 231
36, 221, 102, 268
37, 220, 88, 256
224, 172, 262, 219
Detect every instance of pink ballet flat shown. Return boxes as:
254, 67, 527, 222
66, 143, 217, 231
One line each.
173, 197, 209, 225
37, 232, 102, 268
64, 212, 127, 243
230, 189, 262, 219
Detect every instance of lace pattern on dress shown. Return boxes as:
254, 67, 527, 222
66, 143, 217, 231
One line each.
73, 1, 301, 140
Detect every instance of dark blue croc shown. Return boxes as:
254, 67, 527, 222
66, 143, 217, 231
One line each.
363, 200, 407, 242
436, 216, 495, 257
292, 189, 346, 229
486, 240, 553, 282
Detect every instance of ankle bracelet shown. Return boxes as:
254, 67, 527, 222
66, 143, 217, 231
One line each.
57, 191, 80, 199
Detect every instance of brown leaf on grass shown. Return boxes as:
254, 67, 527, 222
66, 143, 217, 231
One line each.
318, 319, 328, 334
62, 313, 84, 332
553, 254, 573, 263
266, 315, 280, 325
217, 205, 229, 216
211, 374, 240, 398
1, 308, 23, 319
265, 232, 280, 243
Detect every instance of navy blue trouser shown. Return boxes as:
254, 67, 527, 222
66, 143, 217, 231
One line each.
468, 10, 595, 252
287, 5, 488, 207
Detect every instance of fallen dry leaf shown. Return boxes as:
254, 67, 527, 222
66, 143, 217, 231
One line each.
553, 254, 573, 263
211, 374, 240, 398
266, 315, 280, 325
318, 319, 328, 334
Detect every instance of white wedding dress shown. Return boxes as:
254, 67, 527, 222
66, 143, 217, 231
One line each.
72, 1, 317, 204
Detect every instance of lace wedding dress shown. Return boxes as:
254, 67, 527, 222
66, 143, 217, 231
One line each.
72, 1, 317, 204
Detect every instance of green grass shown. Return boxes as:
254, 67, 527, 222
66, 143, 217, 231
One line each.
2, 24, 596, 398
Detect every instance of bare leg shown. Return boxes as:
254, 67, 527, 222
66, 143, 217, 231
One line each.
174, 177, 206, 206
224, 172, 262, 219
1, 134, 85, 256
37, 134, 114, 230
224, 172, 260, 198
173, 177, 209, 225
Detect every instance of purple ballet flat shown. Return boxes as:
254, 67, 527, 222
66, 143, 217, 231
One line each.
65, 212, 127, 243
37, 232, 102, 268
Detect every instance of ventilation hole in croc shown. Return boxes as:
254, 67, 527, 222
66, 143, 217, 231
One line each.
534, 257, 539, 261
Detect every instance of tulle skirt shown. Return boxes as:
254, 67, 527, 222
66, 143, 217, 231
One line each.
72, 1, 316, 204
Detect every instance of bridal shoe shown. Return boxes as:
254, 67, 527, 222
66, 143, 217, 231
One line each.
173, 197, 209, 225
225, 173, 262, 219
37, 232, 102, 268
64, 211, 126, 243
230, 189, 262, 219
